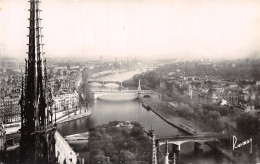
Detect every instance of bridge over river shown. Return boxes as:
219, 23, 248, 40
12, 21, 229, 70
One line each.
157, 133, 229, 145
88, 80, 122, 87
150, 131, 229, 164
92, 89, 161, 100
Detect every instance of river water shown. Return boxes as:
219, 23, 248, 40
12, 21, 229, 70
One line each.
58, 71, 182, 136
5, 71, 229, 163
56, 71, 229, 164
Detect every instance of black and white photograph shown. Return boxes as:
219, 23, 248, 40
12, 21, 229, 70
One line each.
0, 0, 260, 163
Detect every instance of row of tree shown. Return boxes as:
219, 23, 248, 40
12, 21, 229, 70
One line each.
176, 103, 225, 132
78, 71, 94, 108
123, 68, 230, 132
124, 62, 259, 134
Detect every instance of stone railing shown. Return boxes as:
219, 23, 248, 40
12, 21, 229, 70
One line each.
55, 131, 77, 164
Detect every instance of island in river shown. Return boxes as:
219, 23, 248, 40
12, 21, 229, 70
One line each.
89, 121, 164, 164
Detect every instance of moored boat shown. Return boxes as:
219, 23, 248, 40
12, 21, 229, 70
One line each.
142, 102, 150, 110
64, 132, 89, 145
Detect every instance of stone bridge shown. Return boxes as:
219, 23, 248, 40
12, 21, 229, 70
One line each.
151, 131, 229, 164
88, 80, 122, 87
157, 133, 228, 146
92, 90, 161, 100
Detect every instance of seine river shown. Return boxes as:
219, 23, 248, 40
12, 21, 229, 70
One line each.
57, 71, 229, 164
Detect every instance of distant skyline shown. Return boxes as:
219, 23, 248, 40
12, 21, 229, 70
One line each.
0, 0, 260, 60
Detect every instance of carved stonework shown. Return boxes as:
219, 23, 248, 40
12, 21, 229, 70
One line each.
19, 0, 56, 163
35, 136, 48, 162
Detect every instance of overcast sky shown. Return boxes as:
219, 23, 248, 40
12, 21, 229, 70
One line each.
0, 0, 260, 60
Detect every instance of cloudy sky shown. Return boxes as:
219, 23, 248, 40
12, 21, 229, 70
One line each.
0, 0, 260, 60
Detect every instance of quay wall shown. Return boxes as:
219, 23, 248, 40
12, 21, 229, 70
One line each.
141, 100, 195, 135
57, 110, 92, 124
141, 98, 236, 163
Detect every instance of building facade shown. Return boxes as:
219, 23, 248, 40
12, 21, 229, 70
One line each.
0, 97, 21, 124
53, 92, 78, 112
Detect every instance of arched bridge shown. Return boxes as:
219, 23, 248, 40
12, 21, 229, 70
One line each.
88, 80, 122, 86
151, 132, 229, 164
92, 90, 161, 100
157, 133, 228, 146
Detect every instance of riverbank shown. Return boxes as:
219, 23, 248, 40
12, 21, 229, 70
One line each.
141, 98, 237, 163
141, 98, 208, 134
57, 110, 92, 124
5, 109, 92, 135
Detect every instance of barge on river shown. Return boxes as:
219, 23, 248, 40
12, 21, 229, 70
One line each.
64, 132, 89, 145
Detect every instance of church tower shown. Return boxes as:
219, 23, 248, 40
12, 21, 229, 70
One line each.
19, 0, 56, 163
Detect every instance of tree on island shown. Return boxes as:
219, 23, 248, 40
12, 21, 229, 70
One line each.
178, 103, 194, 120
89, 121, 154, 164
208, 111, 221, 120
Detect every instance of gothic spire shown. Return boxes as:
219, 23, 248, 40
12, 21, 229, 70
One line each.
20, 0, 54, 163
